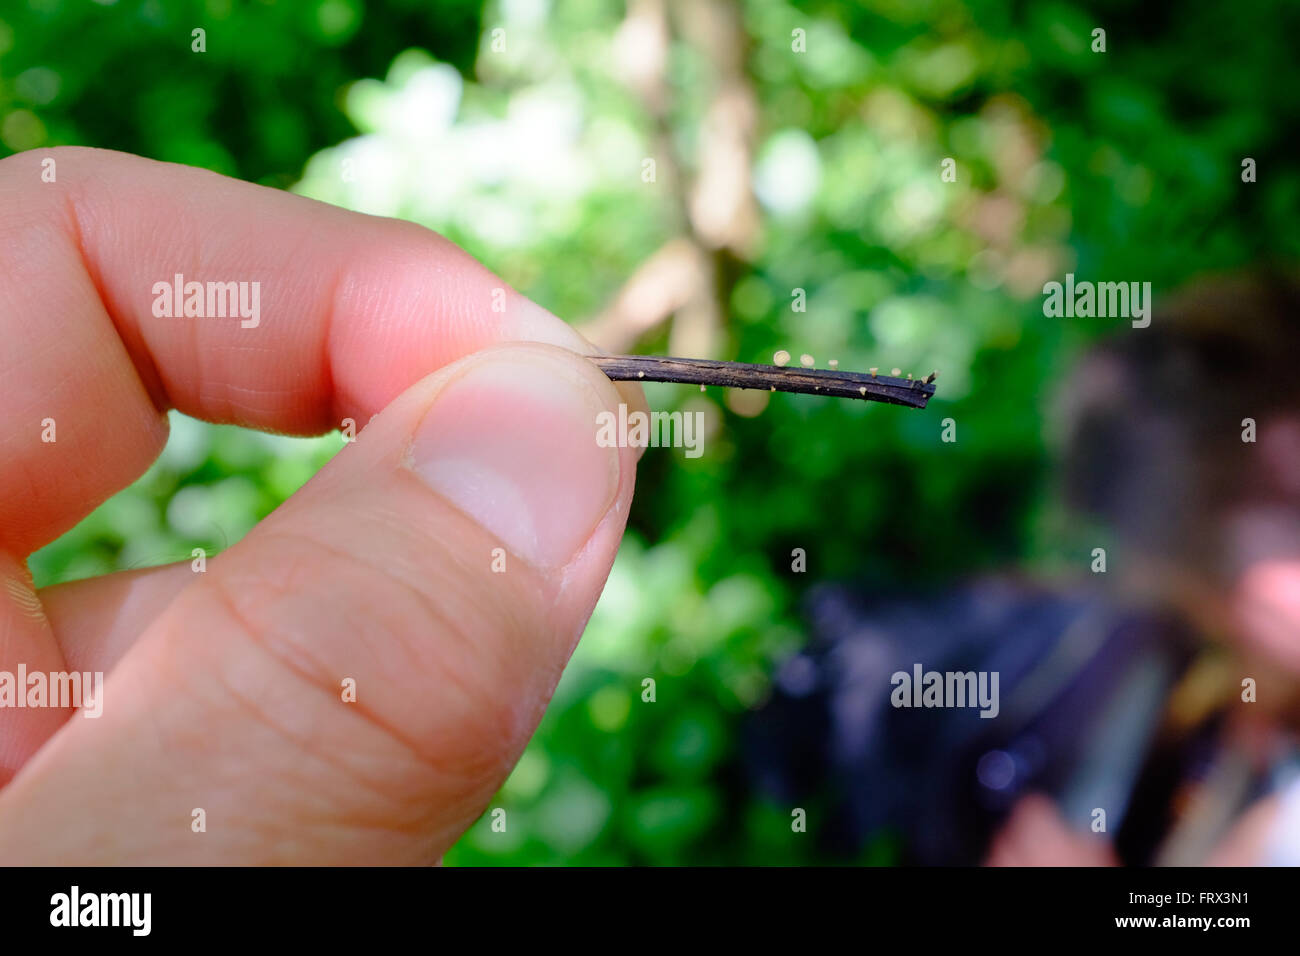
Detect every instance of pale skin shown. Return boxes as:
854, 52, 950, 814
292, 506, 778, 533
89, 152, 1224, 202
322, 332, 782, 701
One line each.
0, 147, 645, 863
986, 779, 1279, 866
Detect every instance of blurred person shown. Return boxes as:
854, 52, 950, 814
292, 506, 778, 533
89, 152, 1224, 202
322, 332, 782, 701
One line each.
747, 273, 1300, 866
1042, 273, 1300, 866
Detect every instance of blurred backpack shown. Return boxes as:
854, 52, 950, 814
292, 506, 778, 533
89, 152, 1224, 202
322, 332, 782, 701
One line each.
745, 577, 1196, 864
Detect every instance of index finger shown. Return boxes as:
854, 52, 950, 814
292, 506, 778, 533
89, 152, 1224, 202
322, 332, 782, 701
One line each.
0, 146, 592, 555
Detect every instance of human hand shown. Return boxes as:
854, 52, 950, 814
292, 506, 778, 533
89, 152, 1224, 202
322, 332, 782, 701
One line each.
0, 147, 643, 863
983, 794, 1118, 867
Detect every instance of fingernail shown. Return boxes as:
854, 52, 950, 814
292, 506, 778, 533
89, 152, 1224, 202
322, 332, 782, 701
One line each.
410, 350, 621, 569
509, 297, 597, 355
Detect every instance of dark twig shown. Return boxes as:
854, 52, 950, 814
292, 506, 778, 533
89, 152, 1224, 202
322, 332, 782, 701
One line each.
590, 355, 937, 409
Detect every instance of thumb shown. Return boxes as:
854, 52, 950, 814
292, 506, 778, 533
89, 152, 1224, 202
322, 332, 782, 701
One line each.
0, 342, 640, 863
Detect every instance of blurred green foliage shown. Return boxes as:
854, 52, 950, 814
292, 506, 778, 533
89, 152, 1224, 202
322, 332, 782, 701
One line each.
3, 0, 1296, 863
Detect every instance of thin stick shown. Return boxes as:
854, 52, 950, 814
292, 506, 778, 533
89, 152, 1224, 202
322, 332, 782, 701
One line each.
589, 355, 937, 409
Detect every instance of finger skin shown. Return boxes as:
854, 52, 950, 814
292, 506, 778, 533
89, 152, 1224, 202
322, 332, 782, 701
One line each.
0, 554, 65, 780
0, 146, 643, 777
39, 562, 196, 673
0, 344, 639, 863
0, 148, 645, 835
0, 146, 594, 556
